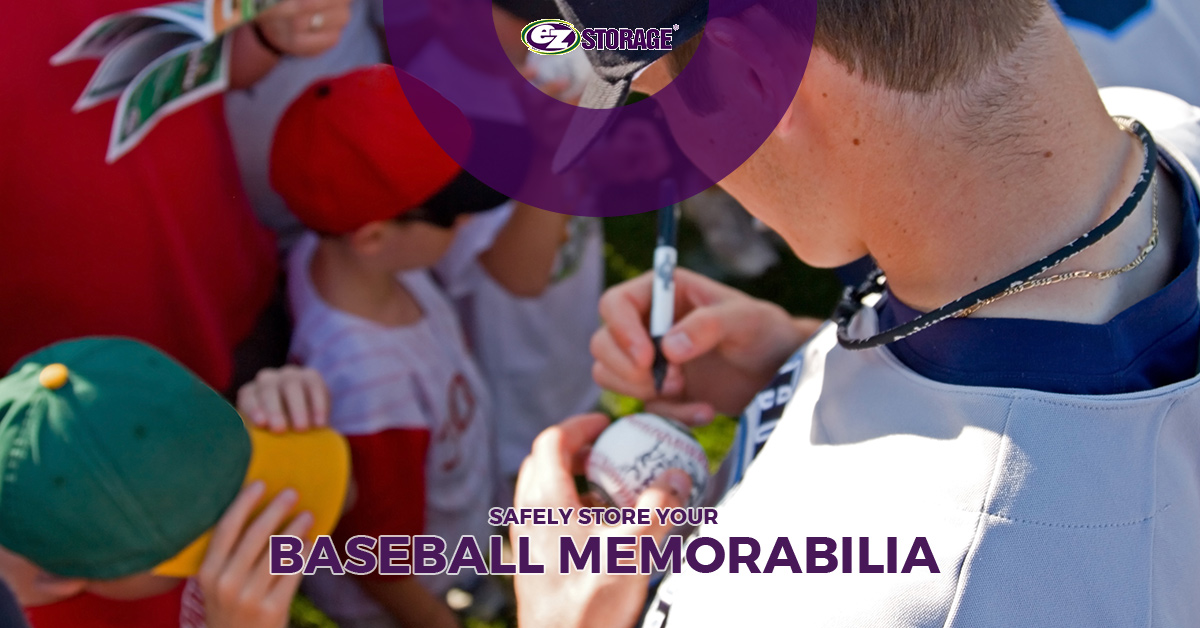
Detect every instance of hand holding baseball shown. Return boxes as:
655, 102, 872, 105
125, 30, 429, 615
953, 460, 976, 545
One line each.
592, 269, 821, 422
237, 366, 329, 433
512, 414, 692, 628
254, 0, 353, 57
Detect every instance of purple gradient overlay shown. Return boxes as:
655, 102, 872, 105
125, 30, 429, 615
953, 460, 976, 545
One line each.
382, 0, 815, 216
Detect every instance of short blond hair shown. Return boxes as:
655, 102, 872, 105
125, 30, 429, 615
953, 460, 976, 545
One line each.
668, 0, 1047, 93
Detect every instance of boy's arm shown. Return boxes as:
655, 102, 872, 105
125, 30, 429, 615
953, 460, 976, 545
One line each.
358, 577, 461, 628
228, 0, 354, 89
314, 366, 461, 625
477, 203, 572, 298
338, 428, 462, 626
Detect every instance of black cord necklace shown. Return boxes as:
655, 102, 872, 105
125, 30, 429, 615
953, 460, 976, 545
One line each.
835, 116, 1159, 351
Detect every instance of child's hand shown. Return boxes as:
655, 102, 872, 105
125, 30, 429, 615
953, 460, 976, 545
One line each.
237, 366, 329, 432
253, 0, 353, 58
199, 483, 313, 628
512, 414, 691, 628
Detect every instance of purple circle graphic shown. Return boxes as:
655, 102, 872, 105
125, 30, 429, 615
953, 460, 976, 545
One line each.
383, 0, 815, 217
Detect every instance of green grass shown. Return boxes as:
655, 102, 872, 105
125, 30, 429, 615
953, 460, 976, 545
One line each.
694, 414, 739, 473
602, 212, 842, 319
464, 619, 511, 628
289, 595, 337, 628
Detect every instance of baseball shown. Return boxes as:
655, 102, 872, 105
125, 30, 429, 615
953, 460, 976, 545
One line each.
586, 413, 709, 509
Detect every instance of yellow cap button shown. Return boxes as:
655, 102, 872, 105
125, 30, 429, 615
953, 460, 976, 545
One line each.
39, 364, 69, 390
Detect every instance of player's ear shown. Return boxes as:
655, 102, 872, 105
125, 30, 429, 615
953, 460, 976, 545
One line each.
773, 100, 800, 139
633, 59, 674, 97
782, 47, 844, 142
704, 17, 789, 119
33, 573, 87, 603
348, 220, 389, 256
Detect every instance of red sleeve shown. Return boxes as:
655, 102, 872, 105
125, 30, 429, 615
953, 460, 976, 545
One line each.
24, 582, 188, 628
334, 429, 429, 580
1, 1, 277, 391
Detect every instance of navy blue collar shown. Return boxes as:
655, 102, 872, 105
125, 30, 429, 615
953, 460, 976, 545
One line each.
878, 152, 1200, 395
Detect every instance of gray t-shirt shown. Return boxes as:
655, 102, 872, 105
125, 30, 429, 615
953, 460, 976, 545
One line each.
223, 0, 389, 253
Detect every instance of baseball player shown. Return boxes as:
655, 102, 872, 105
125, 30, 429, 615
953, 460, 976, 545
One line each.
512, 0, 1200, 627
838, 0, 1200, 312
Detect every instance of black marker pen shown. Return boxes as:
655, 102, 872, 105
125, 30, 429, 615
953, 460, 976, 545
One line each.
650, 185, 680, 393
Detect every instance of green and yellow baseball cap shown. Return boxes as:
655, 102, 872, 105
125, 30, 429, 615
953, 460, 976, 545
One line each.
0, 337, 350, 580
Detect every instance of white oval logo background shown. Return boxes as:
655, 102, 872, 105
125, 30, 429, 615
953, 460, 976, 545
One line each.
522, 19, 582, 55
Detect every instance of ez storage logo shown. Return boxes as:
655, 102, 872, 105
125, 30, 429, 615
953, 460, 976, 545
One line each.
523, 20, 678, 56
522, 19, 581, 55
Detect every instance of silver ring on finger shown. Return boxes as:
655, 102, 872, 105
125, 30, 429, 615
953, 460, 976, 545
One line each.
309, 12, 325, 32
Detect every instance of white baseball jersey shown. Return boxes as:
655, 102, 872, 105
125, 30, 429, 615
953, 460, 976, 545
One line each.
645, 89, 1200, 627
287, 234, 493, 620
1057, 0, 1200, 105
435, 204, 604, 507
224, 0, 388, 252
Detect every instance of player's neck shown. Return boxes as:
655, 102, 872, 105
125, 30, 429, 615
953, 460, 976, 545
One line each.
310, 241, 424, 328
853, 18, 1181, 322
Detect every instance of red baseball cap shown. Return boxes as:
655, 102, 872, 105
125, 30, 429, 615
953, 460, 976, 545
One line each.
271, 65, 500, 235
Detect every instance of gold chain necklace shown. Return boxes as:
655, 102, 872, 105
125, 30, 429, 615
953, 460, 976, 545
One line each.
955, 128, 1159, 318
836, 117, 1160, 350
